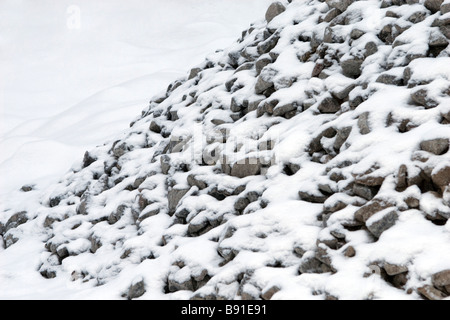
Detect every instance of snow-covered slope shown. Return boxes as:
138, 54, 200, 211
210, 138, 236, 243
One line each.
2, 0, 450, 300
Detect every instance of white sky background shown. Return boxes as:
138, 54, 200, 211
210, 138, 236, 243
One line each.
0, 0, 273, 196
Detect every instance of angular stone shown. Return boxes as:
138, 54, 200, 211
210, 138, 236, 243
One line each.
234, 197, 250, 213
358, 112, 371, 135
367, 209, 399, 238
273, 102, 298, 117
4, 211, 28, 233
188, 68, 202, 80
411, 89, 439, 109
343, 246, 356, 258
128, 280, 146, 300
418, 285, 446, 300
299, 256, 329, 274
364, 41, 378, 57
420, 138, 449, 155
326, 0, 355, 12
257, 33, 280, 55
318, 96, 341, 113
432, 269, 450, 287
265, 2, 286, 23
255, 74, 275, 94
341, 56, 364, 78
108, 205, 127, 225
425, 0, 444, 13
187, 174, 208, 190
299, 190, 329, 203
431, 166, 450, 189
442, 2, 450, 14
376, 74, 403, 86
261, 286, 281, 300
384, 263, 408, 276
168, 187, 190, 215
82, 151, 97, 168
255, 57, 272, 76
112, 141, 128, 158
353, 184, 378, 201
355, 200, 394, 223
149, 120, 162, 134
231, 157, 262, 178
334, 126, 352, 151
160, 155, 171, 175
350, 28, 365, 40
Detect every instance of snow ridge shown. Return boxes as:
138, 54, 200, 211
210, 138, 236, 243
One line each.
2, 0, 450, 300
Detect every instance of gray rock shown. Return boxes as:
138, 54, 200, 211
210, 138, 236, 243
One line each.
127, 279, 146, 300
82, 151, 97, 168
160, 155, 171, 174
358, 112, 371, 135
384, 263, 408, 276
20, 184, 34, 192
299, 190, 329, 203
168, 187, 190, 215
341, 56, 364, 78
255, 57, 273, 76
376, 74, 403, 86
273, 102, 298, 117
188, 68, 202, 80
265, 2, 286, 23
418, 285, 446, 300
255, 73, 275, 94
425, 0, 444, 13
3, 232, 19, 248
367, 209, 399, 238
187, 174, 208, 190
168, 277, 195, 292
326, 0, 355, 12
108, 205, 128, 225
137, 208, 160, 223
323, 8, 342, 23
234, 197, 250, 213
442, 2, 450, 14
432, 269, 450, 287
231, 157, 262, 178
343, 246, 356, 258
112, 141, 128, 158
90, 235, 102, 253
334, 126, 352, 151
318, 96, 341, 113
149, 120, 162, 134
352, 184, 378, 201
441, 25, 450, 39
257, 33, 280, 55
411, 88, 439, 108
5, 211, 28, 233
261, 285, 281, 300
432, 166, 450, 191
365, 41, 378, 57
350, 28, 365, 40
420, 138, 449, 155
355, 200, 394, 222
299, 256, 329, 274
332, 83, 356, 100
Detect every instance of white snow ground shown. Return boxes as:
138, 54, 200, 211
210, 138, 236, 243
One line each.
0, 0, 272, 299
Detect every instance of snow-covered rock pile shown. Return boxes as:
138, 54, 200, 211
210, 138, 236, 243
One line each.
2, 0, 450, 300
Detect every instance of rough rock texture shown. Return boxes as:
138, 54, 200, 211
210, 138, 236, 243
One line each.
2, 0, 450, 300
